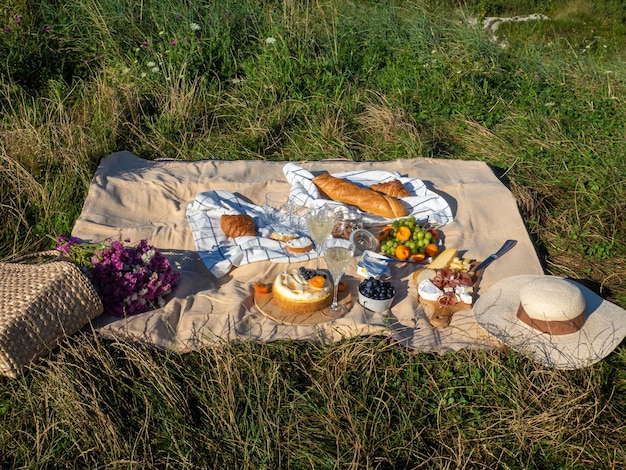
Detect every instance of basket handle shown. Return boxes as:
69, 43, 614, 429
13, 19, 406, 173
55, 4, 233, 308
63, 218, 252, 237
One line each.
7, 250, 65, 264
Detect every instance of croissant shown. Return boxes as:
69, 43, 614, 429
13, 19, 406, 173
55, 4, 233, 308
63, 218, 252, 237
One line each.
220, 214, 257, 238
370, 179, 411, 198
312, 173, 408, 219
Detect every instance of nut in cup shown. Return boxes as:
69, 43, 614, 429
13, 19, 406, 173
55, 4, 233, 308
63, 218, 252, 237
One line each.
332, 210, 363, 240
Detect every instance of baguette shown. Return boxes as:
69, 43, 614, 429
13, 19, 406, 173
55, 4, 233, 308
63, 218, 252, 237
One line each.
312, 173, 408, 219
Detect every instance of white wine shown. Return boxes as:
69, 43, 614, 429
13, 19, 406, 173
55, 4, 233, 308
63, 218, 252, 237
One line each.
307, 216, 334, 245
324, 246, 353, 277
306, 206, 336, 270
321, 238, 355, 317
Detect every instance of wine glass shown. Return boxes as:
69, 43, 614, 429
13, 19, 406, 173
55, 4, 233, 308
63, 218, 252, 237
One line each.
305, 205, 335, 269
264, 191, 292, 225
321, 237, 355, 317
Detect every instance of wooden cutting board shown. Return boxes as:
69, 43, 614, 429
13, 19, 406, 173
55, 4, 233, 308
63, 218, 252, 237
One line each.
415, 264, 482, 328
419, 296, 473, 328
254, 290, 352, 326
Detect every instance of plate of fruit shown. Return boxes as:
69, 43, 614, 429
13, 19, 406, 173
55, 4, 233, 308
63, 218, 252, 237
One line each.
376, 216, 442, 263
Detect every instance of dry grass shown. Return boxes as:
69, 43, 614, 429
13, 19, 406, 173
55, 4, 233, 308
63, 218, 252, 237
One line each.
1, 335, 623, 468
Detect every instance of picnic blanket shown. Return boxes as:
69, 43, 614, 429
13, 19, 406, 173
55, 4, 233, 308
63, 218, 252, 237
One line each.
72, 151, 544, 353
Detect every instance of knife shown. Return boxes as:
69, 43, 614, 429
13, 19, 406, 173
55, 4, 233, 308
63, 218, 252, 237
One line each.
473, 239, 517, 273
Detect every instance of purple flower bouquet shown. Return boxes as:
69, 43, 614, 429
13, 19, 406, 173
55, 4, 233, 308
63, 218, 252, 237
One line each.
57, 235, 181, 317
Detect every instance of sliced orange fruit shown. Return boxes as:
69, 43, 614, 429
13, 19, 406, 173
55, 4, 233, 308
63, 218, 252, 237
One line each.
337, 280, 348, 292
309, 275, 327, 289
254, 282, 271, 294
410, 253, 426, 263
425, 243, 439, 257
395, 245, 411, 261
395, 226, 411, 242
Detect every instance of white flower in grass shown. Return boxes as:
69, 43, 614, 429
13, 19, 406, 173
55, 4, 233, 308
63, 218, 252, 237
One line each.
190, 22, 201, 31
265, 37, 276, 44
146, 61, 156, 68
151, 67, 159, 73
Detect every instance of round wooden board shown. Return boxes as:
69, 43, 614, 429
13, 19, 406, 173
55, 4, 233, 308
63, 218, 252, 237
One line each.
254, 291, 353, 325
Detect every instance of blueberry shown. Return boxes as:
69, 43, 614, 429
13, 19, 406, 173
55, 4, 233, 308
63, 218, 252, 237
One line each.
359, 277, 395, 300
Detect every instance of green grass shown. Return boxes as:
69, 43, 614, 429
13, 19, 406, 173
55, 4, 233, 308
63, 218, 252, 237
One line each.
1, 0, 626, 467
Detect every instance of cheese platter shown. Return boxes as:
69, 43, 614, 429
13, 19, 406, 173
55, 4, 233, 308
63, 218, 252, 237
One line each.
412, 241, 517, 328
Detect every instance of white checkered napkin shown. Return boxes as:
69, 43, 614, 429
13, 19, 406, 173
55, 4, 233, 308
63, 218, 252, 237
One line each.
186, 190, 315, 278
282, 163, 454, 226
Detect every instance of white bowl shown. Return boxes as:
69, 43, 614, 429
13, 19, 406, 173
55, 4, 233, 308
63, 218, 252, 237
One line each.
358, 291, 394, 313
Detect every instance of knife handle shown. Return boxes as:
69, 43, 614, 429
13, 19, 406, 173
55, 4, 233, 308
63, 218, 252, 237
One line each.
494, 239, 517, 258
474, 239, 517, 273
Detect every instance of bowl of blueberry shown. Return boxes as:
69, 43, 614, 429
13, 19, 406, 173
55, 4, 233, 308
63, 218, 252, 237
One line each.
358, 277, 396, 313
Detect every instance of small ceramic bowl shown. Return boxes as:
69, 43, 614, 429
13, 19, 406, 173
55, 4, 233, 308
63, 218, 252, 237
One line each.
358, 291, 395, 313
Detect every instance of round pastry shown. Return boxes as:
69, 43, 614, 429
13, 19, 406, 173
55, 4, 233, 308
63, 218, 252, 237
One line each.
284, 237, 314, 254
272, 268, 333, 313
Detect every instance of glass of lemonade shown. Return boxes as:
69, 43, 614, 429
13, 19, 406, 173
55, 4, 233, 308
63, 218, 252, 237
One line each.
305, 205, 335, 269
321, 237, 355, 316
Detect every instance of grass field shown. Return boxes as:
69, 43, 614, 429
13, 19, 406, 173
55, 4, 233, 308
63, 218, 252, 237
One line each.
1, 0, 626, 467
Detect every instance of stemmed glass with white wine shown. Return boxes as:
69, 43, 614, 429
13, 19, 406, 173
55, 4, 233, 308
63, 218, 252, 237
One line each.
305, 205, 335, 269
321, 237, 355, 317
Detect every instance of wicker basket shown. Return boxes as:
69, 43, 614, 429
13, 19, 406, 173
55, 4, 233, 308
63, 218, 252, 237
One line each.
0, 251, 103, 378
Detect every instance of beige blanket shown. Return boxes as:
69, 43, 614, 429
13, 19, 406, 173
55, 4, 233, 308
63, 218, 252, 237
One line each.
72, 151, 544, 353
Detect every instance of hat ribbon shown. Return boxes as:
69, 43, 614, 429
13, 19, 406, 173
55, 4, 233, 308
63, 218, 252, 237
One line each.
516, 304, 585, 335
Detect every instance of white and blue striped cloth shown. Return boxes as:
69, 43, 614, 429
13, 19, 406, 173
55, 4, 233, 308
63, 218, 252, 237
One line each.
186, 164, 453, 278
282, 163, 453, 226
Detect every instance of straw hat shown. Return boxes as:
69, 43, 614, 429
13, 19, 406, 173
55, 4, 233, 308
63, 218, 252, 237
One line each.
473, 275, 626, 369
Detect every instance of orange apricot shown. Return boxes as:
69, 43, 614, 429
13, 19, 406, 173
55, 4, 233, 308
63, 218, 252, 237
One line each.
425, 243, 439, 257
254, 282, 271, 294
309, 275, 327, 289
395, 245, 411, 261
375, 226, 394, 241
395, 226, 411, 242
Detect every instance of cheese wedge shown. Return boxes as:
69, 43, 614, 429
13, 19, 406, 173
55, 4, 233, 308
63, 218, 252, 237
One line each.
427, 248, 458, 270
